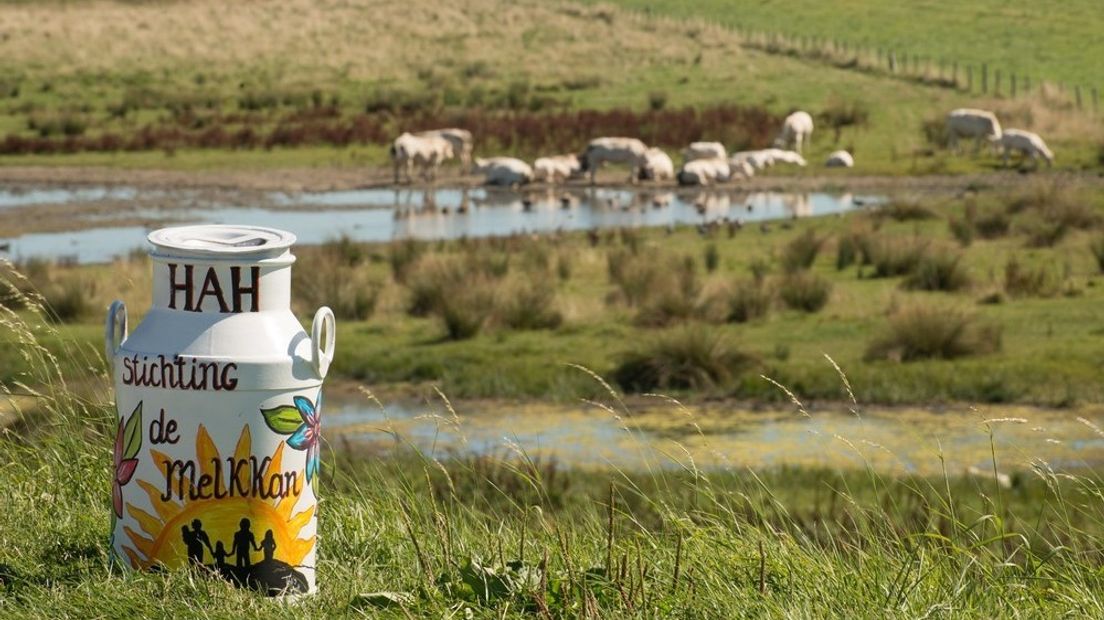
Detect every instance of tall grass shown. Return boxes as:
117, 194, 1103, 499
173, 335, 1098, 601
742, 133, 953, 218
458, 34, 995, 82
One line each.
778, 272, 832, 312
6, 277, 1104, 616
866, 304, 1002, 361
865, 235, 929, 278
293, 238, 381, 321
612, 326, 753, 392
1003, 257, 1060, 298
902, 251, 971, 292
726, 277, 773, 323
780, 229, 825, 273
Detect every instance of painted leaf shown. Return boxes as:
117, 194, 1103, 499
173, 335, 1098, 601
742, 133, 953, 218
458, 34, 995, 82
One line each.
122, 402, 143, 460
116, 458, 139, 485
261, 405, 303, 434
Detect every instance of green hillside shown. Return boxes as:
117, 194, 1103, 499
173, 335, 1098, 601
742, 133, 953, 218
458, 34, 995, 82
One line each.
601, 0, 1104, 91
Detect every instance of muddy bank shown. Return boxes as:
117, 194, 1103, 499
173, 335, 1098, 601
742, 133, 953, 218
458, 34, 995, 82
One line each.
0, 163, 1095, 193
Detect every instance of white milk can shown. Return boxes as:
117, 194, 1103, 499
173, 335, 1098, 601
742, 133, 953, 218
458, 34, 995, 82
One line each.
104, 224, 335, 596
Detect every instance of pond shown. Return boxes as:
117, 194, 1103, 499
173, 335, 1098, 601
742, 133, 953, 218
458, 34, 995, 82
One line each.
323, 394, 1104, 475
0, 185, 882, 264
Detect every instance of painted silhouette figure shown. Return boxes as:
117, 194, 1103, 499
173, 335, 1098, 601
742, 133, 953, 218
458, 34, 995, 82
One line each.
211, 541, 232, 569
232, 518, 256, 569
259, 529, 277, 562
181, 519, 212, 565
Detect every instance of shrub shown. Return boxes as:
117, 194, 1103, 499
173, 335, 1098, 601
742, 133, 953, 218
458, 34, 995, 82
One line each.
704, 243, 719, 273
778, 272, 832, 312
781, 229, 825, 273
607, 248, 654, 306
439, 280, 496, 340
1003, 258, 1059, 298
973, 210, 1011, 239
647, 91, 668, 111
836, 232, 863, 269
1090, 236, 1104, 273
389, 239, 425, 284
819, 98, 870, 142
496, 277, 563, 330
948, 217, 975, 246
903, 252, 971, 292
727, 278, 772, 323
875, 200, 936, 221
865, 236, 929, 278
865, 305, 1002, 362
41, 275, 97, 323
293, 238, 380, 321
633, 257, 701, 327
612, 327, 754, 392
1020, 218, 1069, 248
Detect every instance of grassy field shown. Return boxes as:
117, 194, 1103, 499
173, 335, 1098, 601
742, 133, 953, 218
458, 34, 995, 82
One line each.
4, 307, 1104, 617
600, 0, 1104, 89
0, 0, 1099, 173
6, 179, 1104, 407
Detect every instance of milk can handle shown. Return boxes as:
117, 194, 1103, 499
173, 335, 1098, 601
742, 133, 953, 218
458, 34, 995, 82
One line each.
104, 300, 128, 371
311, 306, 336, 380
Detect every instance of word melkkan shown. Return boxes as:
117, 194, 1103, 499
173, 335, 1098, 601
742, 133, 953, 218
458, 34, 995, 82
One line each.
161, 455, 303, 502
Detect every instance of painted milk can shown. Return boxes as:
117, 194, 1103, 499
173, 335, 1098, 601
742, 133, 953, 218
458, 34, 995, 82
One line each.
104, 224, 335, 596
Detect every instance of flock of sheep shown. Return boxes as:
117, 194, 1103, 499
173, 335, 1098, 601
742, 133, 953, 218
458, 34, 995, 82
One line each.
389, 107, 1053, 188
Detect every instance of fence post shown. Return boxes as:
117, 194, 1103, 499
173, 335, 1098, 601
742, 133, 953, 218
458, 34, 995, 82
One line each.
995, 69, 1001, 95
1011, 74, 1017, 98
952, 62, 959, 87
889, 51, 896, 73
981, 63, 988, 93
1093, 87, 1100, 113
1075, 85, 1083, 110
967, 65, 974, 91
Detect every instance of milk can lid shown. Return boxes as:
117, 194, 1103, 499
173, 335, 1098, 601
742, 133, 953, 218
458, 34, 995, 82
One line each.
147, 225, 296, 259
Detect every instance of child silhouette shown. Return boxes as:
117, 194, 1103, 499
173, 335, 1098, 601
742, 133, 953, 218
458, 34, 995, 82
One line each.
259, 529, 277, 562
211, 541, 232, 569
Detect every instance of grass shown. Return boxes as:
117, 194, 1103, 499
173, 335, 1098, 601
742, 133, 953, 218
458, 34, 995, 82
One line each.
597, 0, 1104, 89
865, 304, 1002, 362
6, 296, 1104, 616
6, 184, 1104, 405
0, 0, 1101, 173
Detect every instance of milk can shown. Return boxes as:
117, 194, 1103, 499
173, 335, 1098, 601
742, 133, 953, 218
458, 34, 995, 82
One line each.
104, 224, 335, 596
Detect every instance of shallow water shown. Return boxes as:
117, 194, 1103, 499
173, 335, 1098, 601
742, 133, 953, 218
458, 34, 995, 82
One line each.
324, 395, 1104, 474
0, 185, 881, 264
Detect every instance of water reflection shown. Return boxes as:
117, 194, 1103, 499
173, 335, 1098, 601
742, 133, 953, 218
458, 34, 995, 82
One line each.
0, 185, 880, 264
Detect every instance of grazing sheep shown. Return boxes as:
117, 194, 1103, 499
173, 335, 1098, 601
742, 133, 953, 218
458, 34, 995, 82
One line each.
390, 132, 453, 184
997, 129, 1053, 168
677, 158, 731, 186
638, 147, 675, 182
946, 108, 1002, 153
415, 128, 474, 169
728, 158, 755, 178
766, 149, 808, 167
533, 154, 582, 183
731, 150, 774, 170
473, 157, 533, 186
682, 141, 727, 162
774, 111, 814, 153
825, 150, 854, 168
579, 137, 649, 184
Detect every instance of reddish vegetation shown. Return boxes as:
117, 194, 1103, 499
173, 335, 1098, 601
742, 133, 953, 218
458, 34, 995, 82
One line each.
0, 104, 780, 156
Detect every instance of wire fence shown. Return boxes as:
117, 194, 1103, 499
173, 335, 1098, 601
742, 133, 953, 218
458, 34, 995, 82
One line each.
663, 15, 1101, 115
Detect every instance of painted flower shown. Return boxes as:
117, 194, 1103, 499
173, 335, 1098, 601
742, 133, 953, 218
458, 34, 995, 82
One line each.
262, 392, 322, 482
113, 403, 143, 519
